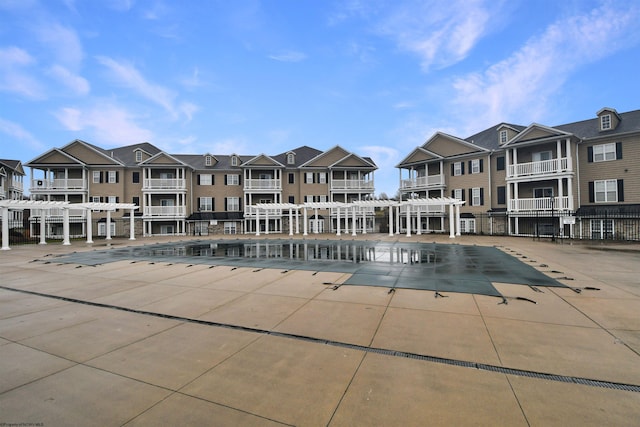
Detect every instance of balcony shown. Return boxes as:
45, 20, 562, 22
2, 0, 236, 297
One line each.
330, 206, 375, 216
330, 179, 374, 191
143, 178, 186, 190
245, 206, 282, 217
9, 179, 23, 191
30, 178, 86, 192
509, 196, 570, 212
507, 158, 569, 179
400, 174, 444, 190
244, 179, 281, 190
31, 208, 87, 219
143, 206, 186, 217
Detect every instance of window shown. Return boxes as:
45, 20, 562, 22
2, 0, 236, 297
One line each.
318, 195, 327, 202
108, 196, 117, 203
305, 195, 314, 203
453, 189, 463, 200
594, 179, 618, 203
231, 156, 238, 166
532, 151, 552, 162
226, 174, 239, 185
470, 159, 480, 174
591, 219, 614, 239
91, 196, 100, 203
499, 130, 508, 144
199, 174, 212, 185
93, 171, 101, 183
460, 219, 476, 233
471, 187, 483, 206
132, 172, 140, 183
288, 173, 295, 184
107, 171, 117, 184
132, 196, 139, 206
287, 153, 295, 164
205, 155, 212, 166
98, 222, 116, 237
534, 188, 553, 198
288, 195, 295, 204
497, 186, 506, 205
318, 173, 327, 184
593, 143, 617, 162
199, 197, 213, 211
224, 222, 237, 234
601, 114, 611, 131
496, 156, 505, 171
226, 197, 240, 211
305, 172, 314, 183
453, 162, 463, 176
135, 151, 142, 162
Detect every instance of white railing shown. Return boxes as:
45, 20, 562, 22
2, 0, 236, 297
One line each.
31, 178, 86, 191
509, 196, 570, 212
508, 158, 569, 178
9, 179, 23, 191
400, 175, 444, 190
45, 208, 87, 218
399, 204, 445, 214
144, 206, 186, 216
244, 206, 282, 216
244, 179, 281, 190
330, 179, 374, 190
143, 178, 186, 190
330, 207, 375, 215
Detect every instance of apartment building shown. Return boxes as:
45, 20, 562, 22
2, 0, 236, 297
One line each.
25, 141, 376, 238
0, 159, 26, 228
397, 107, 640, 239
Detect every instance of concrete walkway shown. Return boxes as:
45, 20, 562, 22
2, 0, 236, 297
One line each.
1, 234, 639, 426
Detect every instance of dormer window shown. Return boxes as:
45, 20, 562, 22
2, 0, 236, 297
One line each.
287, 153, 295, 164
499, 130, 508, 144
205, 155, 212, 166
601, 114, 611, 131
231, 156, 238, 166
135, 150, 142, 162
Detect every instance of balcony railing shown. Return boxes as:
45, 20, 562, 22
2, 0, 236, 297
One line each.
143, 179, 186, 190
399, 204, 445, 214
143, 206, 186, 217
30, 178, 86, 191
509, 196, 570, 212
400, 175, 445, 190
507, 158, 569, 178
9, 180, 23, 191
245, 206, 282, 216
330, 206, 375, 215
330, 179, 374, 191
244, 179, 281, 190
31, 208, 87, 218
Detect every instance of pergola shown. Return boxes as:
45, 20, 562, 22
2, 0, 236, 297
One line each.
0, 200, 138, 250
252, 197, 465, 238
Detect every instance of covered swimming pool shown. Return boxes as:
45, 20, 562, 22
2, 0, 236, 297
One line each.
53, 239, 569, 298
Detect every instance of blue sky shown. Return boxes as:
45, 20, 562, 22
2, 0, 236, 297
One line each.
1, 0, 640, 196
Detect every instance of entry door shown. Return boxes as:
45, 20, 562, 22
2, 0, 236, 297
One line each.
310, 219, 324, 233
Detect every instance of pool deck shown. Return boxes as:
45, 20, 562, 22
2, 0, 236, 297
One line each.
1, 234, 639, 426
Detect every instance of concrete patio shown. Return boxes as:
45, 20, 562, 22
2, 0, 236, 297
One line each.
1, 234, 639, 426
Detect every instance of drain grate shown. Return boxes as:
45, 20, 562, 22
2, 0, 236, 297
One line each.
2, 284, 639, 394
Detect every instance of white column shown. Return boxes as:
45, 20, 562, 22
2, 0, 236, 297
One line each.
265, 209, 269, 235
566, 138, 572, 171
303, 208, 308, 236
388, 204, 394, 236
455, 204, 461, 236
288, 209, 293, 236
351, 206, 357, 236
62, 208, 71, 245
314, 208, 319, 234
448, 204, 455, 238
395, 206, 400, 234
362, 207, 367, 234
105, 210, 112, 240
86, 209, 93, 244
416, 205, 422, 235
1, 207, 10, 250
336, 207, 341, 236
39, 210, 47, 245
405, 203, 411, 237
295, 209, 300, 234
255, 208, 260, 236
567, 177, 574, 211
129, 208, 136, 240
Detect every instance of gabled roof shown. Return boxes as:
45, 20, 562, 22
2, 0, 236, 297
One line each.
596, 107, 621, 120
557, 109, 640, 139
503, 123, 572, 146
61, 139, 124, 166
0, 159, 25, 175
422, 131, 489, 156
329, 152, 377, 169
272, 145, 323, 167
111, 142, 162, 166
139, 151, 193, 168
465, 123, 526, 150
396, 147, 443, 168
26, 147, 86, 166
241, 153, 285, 168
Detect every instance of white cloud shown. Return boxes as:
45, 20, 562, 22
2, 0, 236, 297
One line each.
450, 1, 640, 132
268, 51, 307, 62
48, 64, 90, 96
0, 117, 44, 150
54, 103, 154, 145
96, 56, 177, 115
35, 22, 84, 67
0, 47, 44, 99
179, 102, 199, 122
